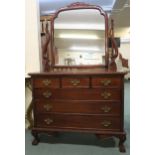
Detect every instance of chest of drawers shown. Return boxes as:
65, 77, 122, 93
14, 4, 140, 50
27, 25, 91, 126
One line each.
29, 71, 126, 152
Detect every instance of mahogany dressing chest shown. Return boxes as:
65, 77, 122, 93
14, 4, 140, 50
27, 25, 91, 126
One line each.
29, 2, 126, 152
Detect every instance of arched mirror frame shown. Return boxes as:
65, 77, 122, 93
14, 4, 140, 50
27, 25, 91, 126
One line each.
49, 2, 109, 69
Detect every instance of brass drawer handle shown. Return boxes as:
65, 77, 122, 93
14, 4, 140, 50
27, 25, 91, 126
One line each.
43, 104, 52, 111
101, 92, 111, 99
101, 106, 111, 113
43, 91, 52, 98
44, 118, 53, 125
71, 79, 80, 86
42, 79, 51, 86
101, 121, 111, 127
101, 79, 111, 86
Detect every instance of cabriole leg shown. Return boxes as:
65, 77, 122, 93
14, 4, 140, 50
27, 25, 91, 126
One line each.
31, 131, 40, 145
118, 134, 126, 152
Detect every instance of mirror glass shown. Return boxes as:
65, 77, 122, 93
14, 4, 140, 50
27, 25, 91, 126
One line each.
54, 9, 106, 66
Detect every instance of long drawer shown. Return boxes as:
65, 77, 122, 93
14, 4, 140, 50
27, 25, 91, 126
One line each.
36, 114, 120, 130
34, 88, 121, 101
35, 100, 121, 115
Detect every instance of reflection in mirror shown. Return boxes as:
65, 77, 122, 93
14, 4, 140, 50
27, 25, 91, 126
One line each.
54, 9, 105, 66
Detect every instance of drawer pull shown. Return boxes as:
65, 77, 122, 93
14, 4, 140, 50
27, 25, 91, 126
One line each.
43, 91, 52, 98
101, 121, 111, 127
101, 106, 111, 113
101, 79, 111, 86
71, 80, 80, 86
43, 104, 52, 111
101, 92, 111, 99
42, 79, 51, 86
44, 118, 53, 125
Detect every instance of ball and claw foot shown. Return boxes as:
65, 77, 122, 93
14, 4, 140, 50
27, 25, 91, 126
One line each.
32, 138, 39, 145
119, 143, 126, 152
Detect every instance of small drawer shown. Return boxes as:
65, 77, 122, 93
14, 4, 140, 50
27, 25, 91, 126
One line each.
33, 78, 60, 88
62, 77, 89, 88
36, 114, 120, 130
92, 77, 121, 88
35, 100, 120, 115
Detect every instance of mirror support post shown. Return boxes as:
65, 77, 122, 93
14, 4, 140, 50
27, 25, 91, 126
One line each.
50, 14, 56, 67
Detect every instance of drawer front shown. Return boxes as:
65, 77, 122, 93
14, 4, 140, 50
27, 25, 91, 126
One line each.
62, 77, 89, 88
35, 100, 120, 115
34, 88, 121, 101
33, 78, 60, 88
36, 114, 120, 130
92, 77, 121, 88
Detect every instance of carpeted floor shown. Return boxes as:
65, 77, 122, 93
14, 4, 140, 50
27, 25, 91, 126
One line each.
25, 80, 130, 155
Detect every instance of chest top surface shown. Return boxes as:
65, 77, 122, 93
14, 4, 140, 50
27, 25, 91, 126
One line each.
29, 69, 125, 76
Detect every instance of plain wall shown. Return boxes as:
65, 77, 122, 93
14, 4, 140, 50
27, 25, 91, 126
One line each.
25, 0, 41, 77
